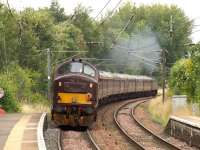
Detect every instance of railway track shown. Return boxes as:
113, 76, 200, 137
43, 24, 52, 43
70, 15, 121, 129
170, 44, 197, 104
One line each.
133, 101, 197, 150
60, 127, 101, 150
47, 99, 136, 150
58, 100, 136, 150
114, 98, 181, 150
87, 129, 101, 150
89, 100, 138, 150
46, 98, 196, 150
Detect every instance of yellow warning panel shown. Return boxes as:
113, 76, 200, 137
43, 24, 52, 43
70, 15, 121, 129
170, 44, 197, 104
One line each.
58, 93, 92, 104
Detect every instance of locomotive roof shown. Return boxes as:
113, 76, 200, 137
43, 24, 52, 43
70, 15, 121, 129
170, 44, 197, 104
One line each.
99, 71, 153, 80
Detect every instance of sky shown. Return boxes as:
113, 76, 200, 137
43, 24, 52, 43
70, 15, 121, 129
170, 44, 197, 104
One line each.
1, 0, 200, 43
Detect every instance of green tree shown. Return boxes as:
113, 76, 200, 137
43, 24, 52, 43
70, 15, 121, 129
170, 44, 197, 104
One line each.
49, 0, 67, 23
0, 4, 19, 71
17, 8, 57, 76
169, 43, 200, 102
71, 5, 106, 58
51, 21, 86, 64
103, 3, 192, 68
169, 58, 195, 97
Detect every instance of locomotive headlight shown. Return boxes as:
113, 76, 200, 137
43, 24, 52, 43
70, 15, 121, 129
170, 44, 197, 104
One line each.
58, 82, 62, 87
87, 93, 92, 101
89, 83, 93, 88
57, 95, 61, 102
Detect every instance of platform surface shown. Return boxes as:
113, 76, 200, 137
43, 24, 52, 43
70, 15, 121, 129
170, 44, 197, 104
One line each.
0, 113, 42, 150
0, 114, 22, 150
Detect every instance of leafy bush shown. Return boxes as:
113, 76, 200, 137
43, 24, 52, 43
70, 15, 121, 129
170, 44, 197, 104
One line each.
0, 75, 20, 112
28, 92, 47, 104
169, 58, 195, 97
169, 44, 200, 103
0, 63, 48, 112
6, 63, 32, 101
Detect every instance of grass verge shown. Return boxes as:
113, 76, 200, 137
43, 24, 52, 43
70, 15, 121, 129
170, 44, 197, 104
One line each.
20, 101, 50, 113
148, 96, 172, 126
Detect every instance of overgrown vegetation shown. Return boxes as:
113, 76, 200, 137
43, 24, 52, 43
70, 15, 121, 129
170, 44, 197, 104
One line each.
169, 44, 200, 103
0, 77, 20, 112
0, 0, 194, 111
148, 96, 172, 126
0, 64, 48, 112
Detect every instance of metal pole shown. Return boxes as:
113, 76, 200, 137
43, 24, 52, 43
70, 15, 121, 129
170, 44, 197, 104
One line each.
47, 48, 51, 100
162, 49, 166, 103
170, 15, 173, 46
2, 25, 8, 73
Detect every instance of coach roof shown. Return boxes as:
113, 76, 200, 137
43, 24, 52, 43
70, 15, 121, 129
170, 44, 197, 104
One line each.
99, 71, 153, 80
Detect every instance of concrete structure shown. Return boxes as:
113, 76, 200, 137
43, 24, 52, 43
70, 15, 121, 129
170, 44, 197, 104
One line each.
172, 95, 187, 113
166, 115, 200, 148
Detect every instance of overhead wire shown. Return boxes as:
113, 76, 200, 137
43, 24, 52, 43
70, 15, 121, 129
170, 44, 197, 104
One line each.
80, 58, 113, 61
94, 0, 112, 20
109, 12, 136, 50
6, 0, 14, 17
115, 45, 162, 53
122, 41, 159, 51
134, 57, 158, 69
100, 0, 123, 25
191, 29, 200, 34
52, 53, 81, 66
193, 24, 200, 27
130, 53, 160, 64
115, 14, 135, 42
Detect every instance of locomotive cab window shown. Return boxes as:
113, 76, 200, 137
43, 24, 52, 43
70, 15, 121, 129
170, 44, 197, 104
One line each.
84, 64, 95, 77
58, 62, 83, 75
71, 62, 83, 73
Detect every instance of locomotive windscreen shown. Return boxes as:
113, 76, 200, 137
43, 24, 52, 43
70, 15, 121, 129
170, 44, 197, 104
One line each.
58, 62, 83, 75
57, 62, 95, 77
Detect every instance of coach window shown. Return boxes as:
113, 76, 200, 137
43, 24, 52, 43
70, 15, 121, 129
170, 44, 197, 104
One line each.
84, 64, 95, 77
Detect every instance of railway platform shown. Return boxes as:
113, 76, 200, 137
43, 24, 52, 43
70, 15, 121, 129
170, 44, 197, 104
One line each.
166, 115, 200, 148
0, 113, 47, 150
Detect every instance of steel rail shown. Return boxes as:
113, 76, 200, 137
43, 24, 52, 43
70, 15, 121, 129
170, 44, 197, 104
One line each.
114, 98, 151, 150
86, 129, 102, 150
57, 129, 62, 150
131, 100, 181, 150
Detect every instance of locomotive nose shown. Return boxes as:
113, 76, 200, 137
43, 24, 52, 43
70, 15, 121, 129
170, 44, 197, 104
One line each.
54, 76, 97, 105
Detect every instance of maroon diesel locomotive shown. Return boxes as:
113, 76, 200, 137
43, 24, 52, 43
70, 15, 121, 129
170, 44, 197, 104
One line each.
51, 59, 157, 127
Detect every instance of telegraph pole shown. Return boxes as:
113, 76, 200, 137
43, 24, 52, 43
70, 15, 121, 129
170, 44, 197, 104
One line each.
0, 23, 8, 73
161, 49, 166, 103
160, 15, 173, 103
47, 48, 51, 101
170, 15, 173, 46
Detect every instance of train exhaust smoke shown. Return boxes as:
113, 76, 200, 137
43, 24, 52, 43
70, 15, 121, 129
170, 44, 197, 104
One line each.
110, 28, 161, 75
